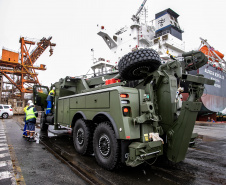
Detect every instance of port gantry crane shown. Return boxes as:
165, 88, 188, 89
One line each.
0, 36, 56, 99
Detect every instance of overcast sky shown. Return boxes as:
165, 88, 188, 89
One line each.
0, 0, 226, 87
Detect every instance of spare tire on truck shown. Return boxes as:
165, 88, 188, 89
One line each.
118, 48, 161, 80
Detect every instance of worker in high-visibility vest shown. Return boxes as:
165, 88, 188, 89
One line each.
22, 101, 30, 138
26, 100, 38, 142
46, 87, 55, 114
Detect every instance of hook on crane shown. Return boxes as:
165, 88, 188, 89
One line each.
49, 46, 54, 56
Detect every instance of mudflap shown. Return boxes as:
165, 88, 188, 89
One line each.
46, 113, 54, 125
126, 140, 163, 167
121, 140, 133, 163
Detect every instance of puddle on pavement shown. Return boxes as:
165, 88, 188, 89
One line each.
38, 127, 226, 185
32, 118, 226, 185
196, 123, 226, 128
38, 125, 72, 139
197, 135, 218, 142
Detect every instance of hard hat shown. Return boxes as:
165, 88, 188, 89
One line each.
29, 102, 34, 106
28, 100, 33, 104
52, 87, 55, 90
178, 87, 184, 92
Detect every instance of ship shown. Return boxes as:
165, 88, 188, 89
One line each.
95, 0, 226, 121
182, 38, 226, 121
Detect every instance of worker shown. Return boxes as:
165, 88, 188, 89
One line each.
46, 87, 55, 114
176, 87, 184, 100
22, 101, 30, 138
211, 119, 215, 123
207, 117, 211, 122
26, 100, 38, 142
176, 87, 184, 110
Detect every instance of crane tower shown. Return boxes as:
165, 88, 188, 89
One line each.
0, 36, 56, 101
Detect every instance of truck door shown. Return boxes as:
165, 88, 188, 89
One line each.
33, 85, 49, 110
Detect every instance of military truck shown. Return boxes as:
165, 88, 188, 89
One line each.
34, 49, 214, 170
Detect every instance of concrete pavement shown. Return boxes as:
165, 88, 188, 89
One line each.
0, 116, 88, 185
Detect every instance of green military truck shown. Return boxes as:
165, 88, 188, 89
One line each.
34, 49, 214, 170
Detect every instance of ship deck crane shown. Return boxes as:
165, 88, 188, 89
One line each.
132, 0, 148, 22
199, 37, 225, 71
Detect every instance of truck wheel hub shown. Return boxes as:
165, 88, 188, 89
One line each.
77, 128, 84, 145
98, 135, 110, 157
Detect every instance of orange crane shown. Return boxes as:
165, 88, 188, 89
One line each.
0, 36, 56, 99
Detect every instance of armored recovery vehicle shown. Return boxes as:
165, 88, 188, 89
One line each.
34, 49, 214, 170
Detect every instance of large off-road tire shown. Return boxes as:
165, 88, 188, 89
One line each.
93, 122, 119, 170
118, 48, 161, 80
40, 112, 48, 131
73, 119, 93, 155
2, 113, 8, 119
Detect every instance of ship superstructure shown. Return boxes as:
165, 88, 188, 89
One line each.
97, 0, 185, 64
96, 0, 226, 121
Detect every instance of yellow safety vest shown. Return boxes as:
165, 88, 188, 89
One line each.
49, 89, 55, 97
24, 105, 28, 113
26, 107, 36, 120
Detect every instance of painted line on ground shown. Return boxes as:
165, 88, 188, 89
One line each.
0, 171, 12, 180
0, 147, 8, 152
1, 121, 25, 185
0, 153, 10, 158
0, 143, 7, 147
0, 160, 11, 167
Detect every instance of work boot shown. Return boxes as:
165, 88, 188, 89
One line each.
26, 137, 30, 141
29, 138, 36, 142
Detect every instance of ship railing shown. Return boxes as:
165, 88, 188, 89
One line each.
85, 69, 118, 79
152, 32, 185, 51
